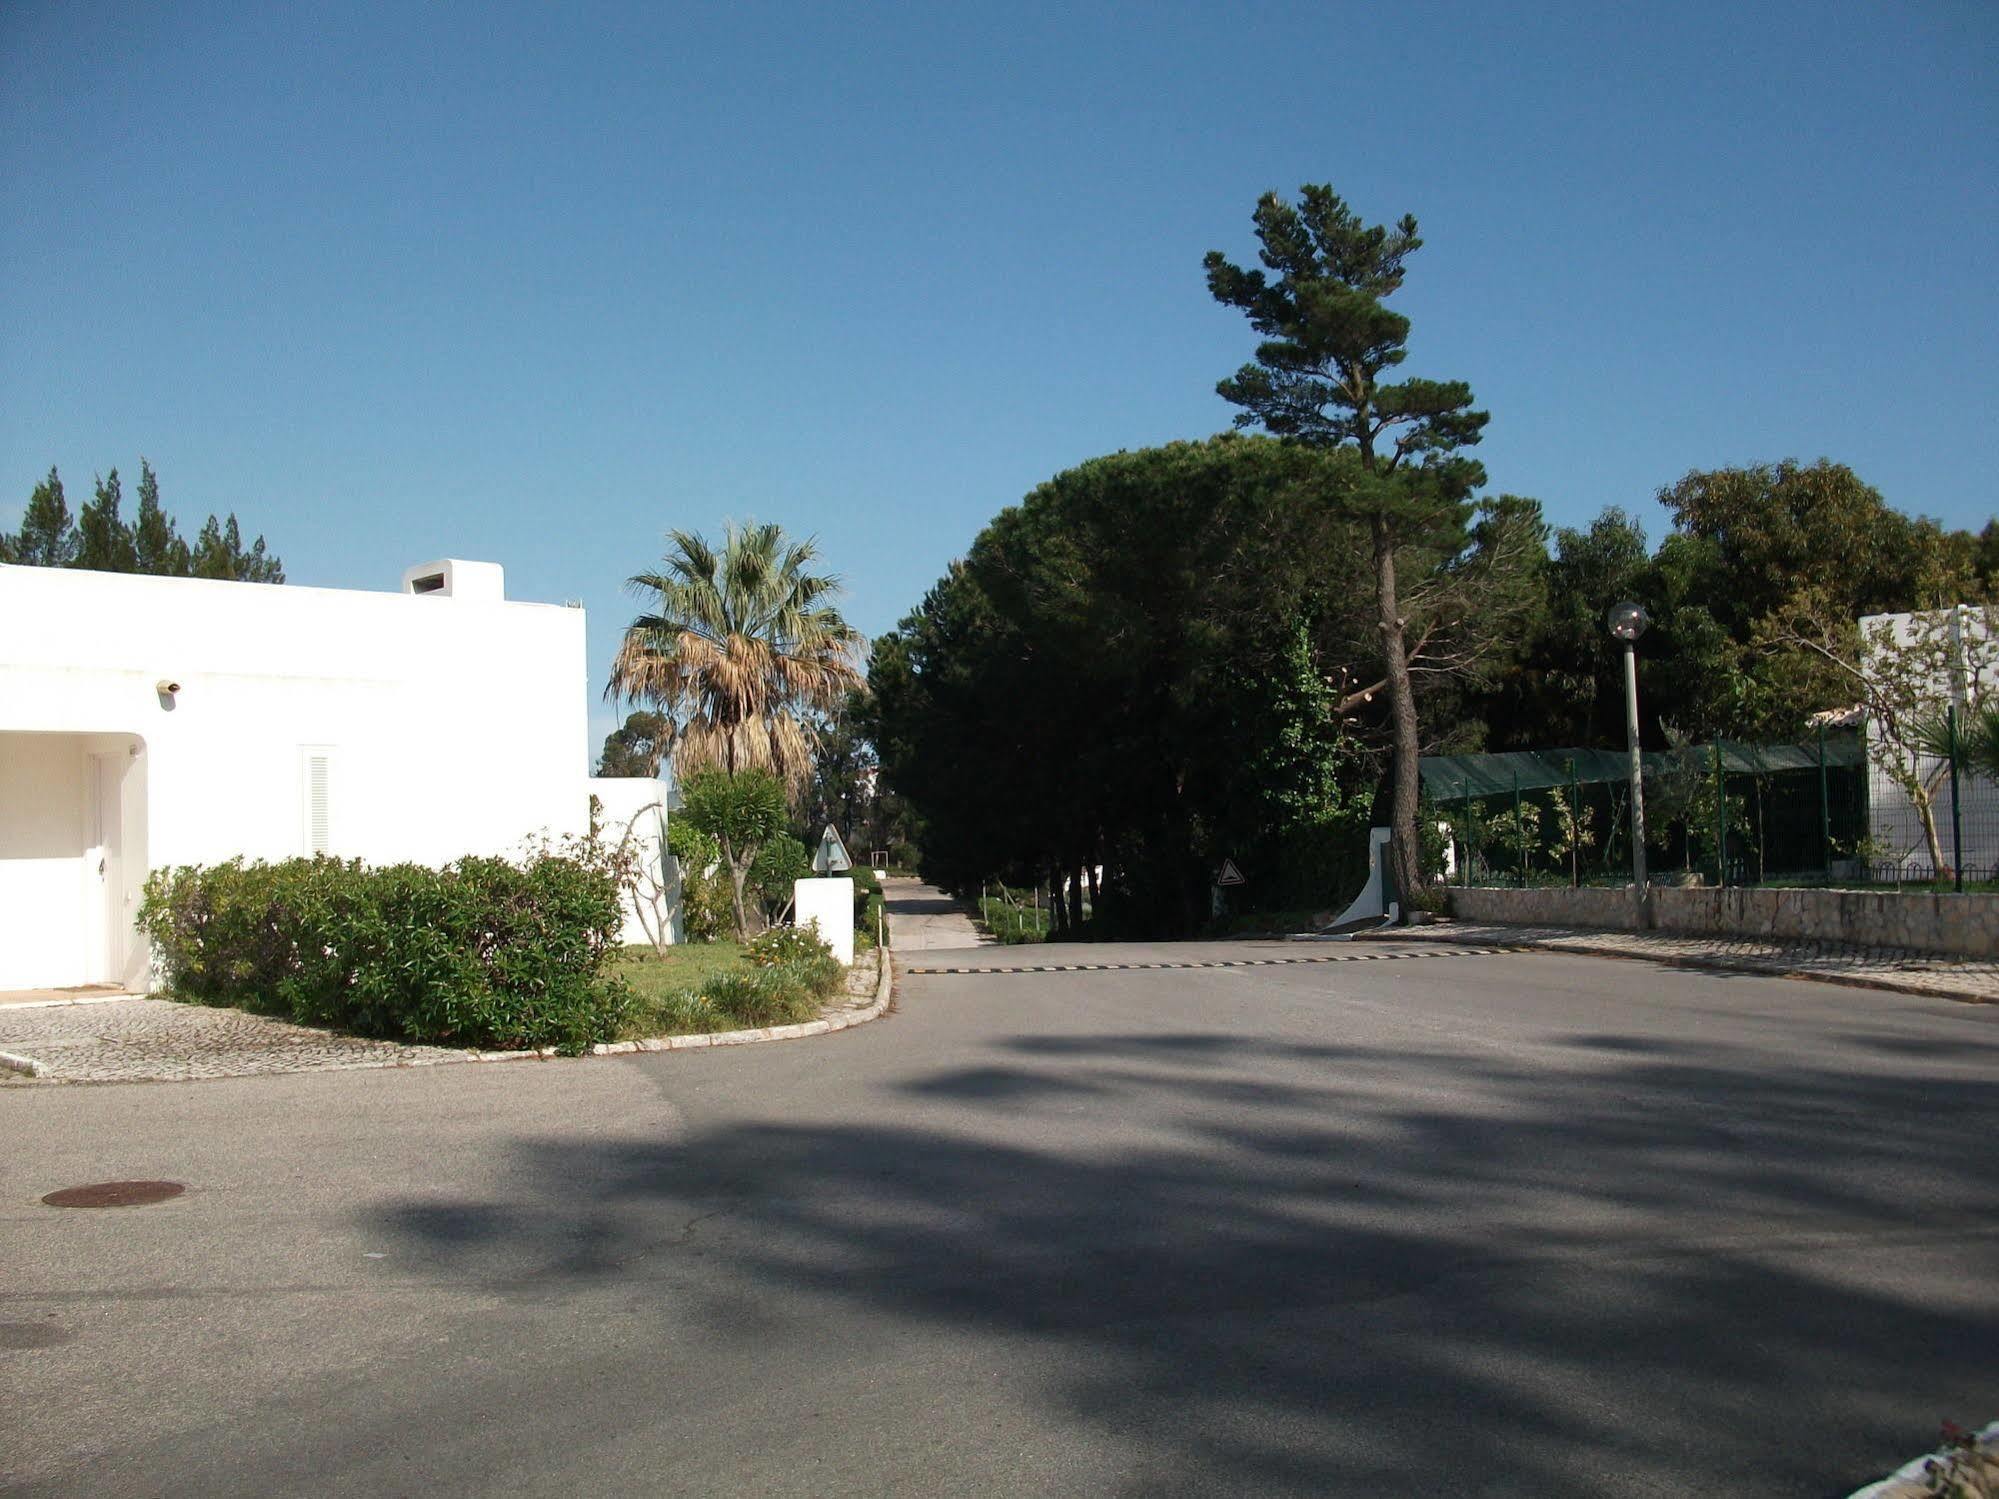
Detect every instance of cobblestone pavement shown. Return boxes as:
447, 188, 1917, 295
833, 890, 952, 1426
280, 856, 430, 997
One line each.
0, 998, 461, 1083
1364, 920, 1999, 1002
0, 949, 891, 1085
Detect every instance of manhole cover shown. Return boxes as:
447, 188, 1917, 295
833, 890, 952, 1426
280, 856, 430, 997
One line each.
41, 1180, 185, 1209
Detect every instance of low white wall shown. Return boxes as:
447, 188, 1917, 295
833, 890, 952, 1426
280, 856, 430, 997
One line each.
794, 877, 855, 966
1445, 884, 1999, 958
588, 776, 673, 948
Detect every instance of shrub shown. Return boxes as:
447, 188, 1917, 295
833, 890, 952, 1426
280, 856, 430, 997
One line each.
849, 864, 884, 947
665, 820, 731, 941
746, 921, 835, 969
749, 833, 811, 918
139, 852, 634, 1054
701, 966, 834, 1028
978, 894, 1051, 944
679, 767, 790, 939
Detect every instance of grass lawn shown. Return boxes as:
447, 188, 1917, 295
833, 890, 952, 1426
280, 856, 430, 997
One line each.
612, 941, 748, 1001
608, 940, 851, 1040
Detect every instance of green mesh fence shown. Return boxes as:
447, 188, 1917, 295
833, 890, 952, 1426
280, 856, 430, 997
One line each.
1419, 734, 1877, 889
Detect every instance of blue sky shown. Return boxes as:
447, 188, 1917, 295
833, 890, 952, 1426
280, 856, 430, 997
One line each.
4, 1, 1995, 755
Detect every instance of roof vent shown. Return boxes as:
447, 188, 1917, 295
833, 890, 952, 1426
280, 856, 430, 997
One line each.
400, 559, 505, 601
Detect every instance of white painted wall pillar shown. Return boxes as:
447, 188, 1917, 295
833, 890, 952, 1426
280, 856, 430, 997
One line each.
793, 877, 854, 966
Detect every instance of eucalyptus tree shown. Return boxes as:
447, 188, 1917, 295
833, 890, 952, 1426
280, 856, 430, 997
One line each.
1207, 185, 1495, 904
608, 521, 863, 790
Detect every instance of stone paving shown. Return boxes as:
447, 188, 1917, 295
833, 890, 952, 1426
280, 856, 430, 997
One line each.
0, 998, 459, 1083
1363, 920, 1999, 1003
0, 947, 892, 1085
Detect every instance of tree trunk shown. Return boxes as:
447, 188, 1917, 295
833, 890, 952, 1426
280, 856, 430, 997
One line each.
722, 838, 752, 941
1067, 862, 1084, 931
1373, 514, 1422, 913
1913, 784, 1951, 881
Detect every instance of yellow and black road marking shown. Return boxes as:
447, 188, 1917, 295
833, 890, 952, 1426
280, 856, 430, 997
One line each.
904, 946, 1522, 976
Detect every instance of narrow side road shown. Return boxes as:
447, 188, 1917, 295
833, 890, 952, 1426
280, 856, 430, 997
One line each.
879, 873, 986, 950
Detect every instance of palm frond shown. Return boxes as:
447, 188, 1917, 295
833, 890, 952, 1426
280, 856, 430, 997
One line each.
606, 518, 867, 789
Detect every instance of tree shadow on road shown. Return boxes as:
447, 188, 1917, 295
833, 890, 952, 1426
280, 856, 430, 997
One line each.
364, 1021, 1999, 1496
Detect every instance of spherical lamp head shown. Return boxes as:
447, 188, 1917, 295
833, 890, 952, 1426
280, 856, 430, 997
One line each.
1607, 601, 1650, 642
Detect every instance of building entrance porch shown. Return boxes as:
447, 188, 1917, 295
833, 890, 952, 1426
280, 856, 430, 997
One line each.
0, 731, 149, 992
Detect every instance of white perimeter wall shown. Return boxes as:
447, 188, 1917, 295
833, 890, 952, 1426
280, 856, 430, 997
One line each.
1860, 606, 1999, 876
0, 563, 591, 988
588, 776, 675, 948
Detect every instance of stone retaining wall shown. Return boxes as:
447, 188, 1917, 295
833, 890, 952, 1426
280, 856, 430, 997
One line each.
1445, 884, 1999, 959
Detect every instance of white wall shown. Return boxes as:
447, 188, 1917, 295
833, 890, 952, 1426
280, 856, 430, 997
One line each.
0, 562, 591, 988
0, 734, 87, 988
1860, 606, 1999, 877
588, 776, 675, 948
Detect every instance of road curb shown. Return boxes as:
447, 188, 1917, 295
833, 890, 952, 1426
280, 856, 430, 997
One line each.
0, 950, 900, 1086
1356, 927, 1996, 1006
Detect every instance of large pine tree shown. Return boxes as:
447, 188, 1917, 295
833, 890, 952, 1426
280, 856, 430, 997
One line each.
1206, 185, 1488, 908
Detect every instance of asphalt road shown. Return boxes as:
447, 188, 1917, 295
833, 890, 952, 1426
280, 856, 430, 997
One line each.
4, 940, 1996, 1496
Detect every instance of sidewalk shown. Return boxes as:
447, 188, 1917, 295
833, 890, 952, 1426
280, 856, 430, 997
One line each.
0, 950, 894, 1085
1360, 920, 1999, 1004
880, 875, 988, 951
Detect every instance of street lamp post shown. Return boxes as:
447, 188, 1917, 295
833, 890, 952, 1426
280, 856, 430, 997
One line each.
1608, 601, 1651, 925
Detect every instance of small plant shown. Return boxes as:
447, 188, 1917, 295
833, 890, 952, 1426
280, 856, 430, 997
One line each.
1484, 799, 1542, 872
747, 921, 835, 968
978, 892, 1051, 944
665, 820, 731, 941
1545, 788, 1598, 885
701, 966, 832, 1028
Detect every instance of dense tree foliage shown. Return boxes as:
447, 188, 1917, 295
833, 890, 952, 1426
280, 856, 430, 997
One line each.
596, 710, 673, 778
867, 436, 1538, 935
869, 438, 1992, 932
678, 766, 792, 940
1, 462, 284, 581
1481, 461, 1995, 750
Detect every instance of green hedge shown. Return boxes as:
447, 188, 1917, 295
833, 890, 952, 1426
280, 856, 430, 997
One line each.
138, 854, 635, 1054
977, 894, 1052, 944
849, 864, 885, 947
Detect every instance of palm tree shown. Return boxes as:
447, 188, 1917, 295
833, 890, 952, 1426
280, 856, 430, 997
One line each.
607, 522, 864, 788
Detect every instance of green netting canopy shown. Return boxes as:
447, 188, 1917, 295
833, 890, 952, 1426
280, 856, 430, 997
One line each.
1419, 737, 1863, 800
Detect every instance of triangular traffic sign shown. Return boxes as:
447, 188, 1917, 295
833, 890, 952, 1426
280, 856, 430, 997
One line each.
1217, 858, 1246, 887
812, 823, 854, 874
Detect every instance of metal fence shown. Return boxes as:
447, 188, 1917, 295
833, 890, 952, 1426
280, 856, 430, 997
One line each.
1421, 726, 1999, 892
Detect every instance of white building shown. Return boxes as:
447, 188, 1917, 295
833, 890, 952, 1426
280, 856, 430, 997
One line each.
1860, 604, 1997, 879
0, 558, 669, 992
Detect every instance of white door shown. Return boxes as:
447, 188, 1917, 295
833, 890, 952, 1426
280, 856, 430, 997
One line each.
83, 753, 124, 985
